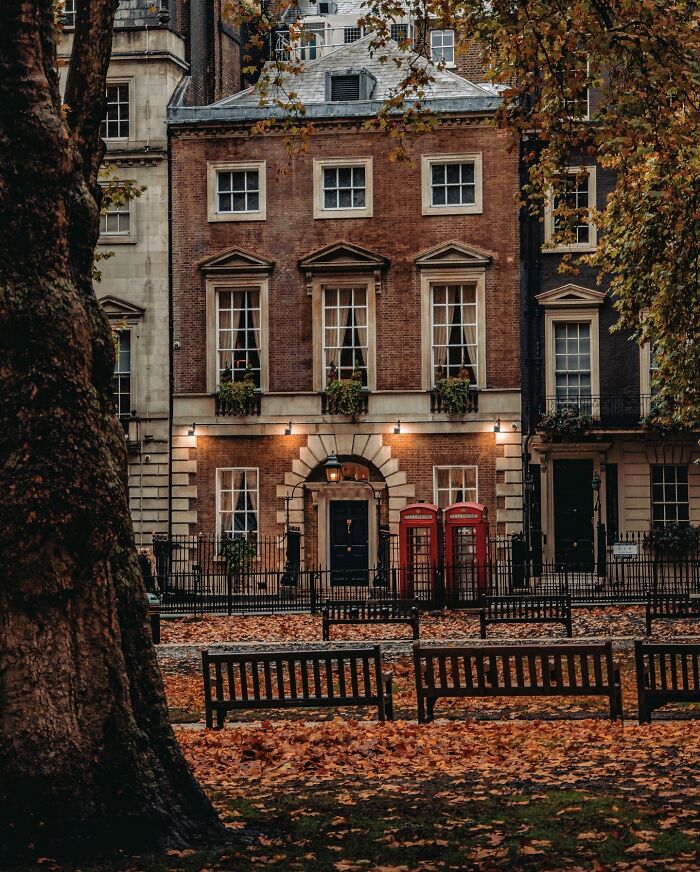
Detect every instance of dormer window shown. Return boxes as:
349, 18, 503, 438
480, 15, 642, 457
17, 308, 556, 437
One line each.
317, 1, 338, 14
326, 69, 376, 102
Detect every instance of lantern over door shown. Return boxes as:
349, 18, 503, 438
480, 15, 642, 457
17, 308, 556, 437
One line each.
398, 503, 442, 603
444, 502, 489, 603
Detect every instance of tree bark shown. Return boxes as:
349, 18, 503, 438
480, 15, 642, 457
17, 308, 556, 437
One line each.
0, 1, 221, 861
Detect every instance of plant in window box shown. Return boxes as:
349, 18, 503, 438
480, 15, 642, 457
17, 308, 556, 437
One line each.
217, 365, 256, 416
643, 523, 699, 557
538, 407, 594, 442
435, 366, 472, 418
325, 361, 366, 420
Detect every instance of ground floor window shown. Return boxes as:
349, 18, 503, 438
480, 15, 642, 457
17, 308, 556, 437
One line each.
651, 464, 689, 526
217, 468, 259, 536
433, 465, 478, 507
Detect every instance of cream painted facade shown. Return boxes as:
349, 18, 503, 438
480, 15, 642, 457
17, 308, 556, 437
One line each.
59, 18, 188, 543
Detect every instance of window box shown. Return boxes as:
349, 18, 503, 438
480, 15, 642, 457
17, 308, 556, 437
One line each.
215, 371, 262, 417
321, 366, 369, 419
421, 154, 483, 216
313, 157, 373, 219
537, 407, 594, 442
207, 161, 266, 222
429, 375, 479, 416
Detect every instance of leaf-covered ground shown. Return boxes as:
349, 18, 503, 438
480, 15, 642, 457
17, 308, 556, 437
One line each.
160, 607, 700, 645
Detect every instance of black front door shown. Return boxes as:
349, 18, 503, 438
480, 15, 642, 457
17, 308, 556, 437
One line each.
329, 500, 369, 585
553, 460, 594, 570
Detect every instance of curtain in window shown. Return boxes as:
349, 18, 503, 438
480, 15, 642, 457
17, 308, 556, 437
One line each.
354, 289, 367, 374
432, 285, 449, 376
231, 291, 248, 378
461, 286, 478, 384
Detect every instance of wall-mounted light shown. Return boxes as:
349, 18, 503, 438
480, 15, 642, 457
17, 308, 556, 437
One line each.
187, 422, 196, 436
493, 419, 501, 433
324, 452, 343, 483
284, 421, 292, 436
393, 420, 401, 435
512, 422, 518, 431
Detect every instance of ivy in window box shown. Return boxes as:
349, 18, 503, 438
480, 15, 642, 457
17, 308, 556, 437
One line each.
217, 365, 256, 416
643, 523, 700, 557
325, 376, 365, 420
538, 407, 594, 442
435, 368, 471, 418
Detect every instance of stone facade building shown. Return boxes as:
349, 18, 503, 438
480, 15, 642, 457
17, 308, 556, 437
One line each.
58, 0, 243, 543
168, 36, 523, 570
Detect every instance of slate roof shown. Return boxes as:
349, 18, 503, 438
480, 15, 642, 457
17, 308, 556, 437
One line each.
214, 33, 495, 107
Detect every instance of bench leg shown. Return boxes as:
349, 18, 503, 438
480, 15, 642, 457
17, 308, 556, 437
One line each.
216, 707, 225, 730
417, 692, 427, 724
412, 620, 419, 641
565, 618, 572, 638
322, 622, 329, 642
205, 704, 213, 730
479, 614, 486, 639
645, 614, 652, 637
426, 697, 436, 723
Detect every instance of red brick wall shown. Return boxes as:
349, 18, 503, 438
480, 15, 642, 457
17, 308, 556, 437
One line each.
171, 119, 521, 395
194, 432, 500, 537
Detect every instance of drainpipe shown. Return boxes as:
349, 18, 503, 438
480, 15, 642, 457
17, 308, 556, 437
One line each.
166, 111, 174, 541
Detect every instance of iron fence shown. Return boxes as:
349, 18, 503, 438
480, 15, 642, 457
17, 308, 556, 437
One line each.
152, 532, 700, 614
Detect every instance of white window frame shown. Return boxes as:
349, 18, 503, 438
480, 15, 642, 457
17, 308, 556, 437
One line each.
216, 467, 260, 538
420, 269, 486, 391
433, 465, 479, 507
62, 0, 76, 27
311, 275, 377, 392
544, 165, 597, 253
313, 157, 373, 219
544, 309, 600, 414
421, 153, 483, 216
207, 160, 267, 222
98, 189, 135, 244
651, 464, 690, 527
322, 285, 370, 386
206, 278, 269, 395
102, 80, 131, 141
430, 29, 456, 67
113, 329, 132, 421
564, 56, 590, 121
390, 22, 412, 45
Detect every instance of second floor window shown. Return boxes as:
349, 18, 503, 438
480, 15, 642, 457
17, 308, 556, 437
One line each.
323, 286, 368, 385
554, 322, 591, 405
651, 465, 689, 526
344, 26, 362, 43
217, 169, 259, 214
390, 23, 410, 44
553, 170, 593, 246
112, 330, 131, 420
217, 468, 259, 537
102, 83, 129, 140
430, 29, 455, 65
431, 283, 478, 386
217, 288, 261, 387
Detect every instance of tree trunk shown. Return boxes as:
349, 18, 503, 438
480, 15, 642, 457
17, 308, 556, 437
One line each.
0, 1, 221, 861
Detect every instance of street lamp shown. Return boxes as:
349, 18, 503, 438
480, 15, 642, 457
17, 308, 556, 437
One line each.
323, 452, 343, 483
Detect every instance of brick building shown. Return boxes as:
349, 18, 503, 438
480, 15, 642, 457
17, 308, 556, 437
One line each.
168, 35, 523, 571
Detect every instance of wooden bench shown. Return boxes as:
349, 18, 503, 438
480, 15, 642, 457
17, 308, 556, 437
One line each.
645, 593, 700, 636
635, 641, 700, 723
202, 645, 393, 727
413, 641, 623, 723
480, 595, 572, 639
322, 600, 419, 641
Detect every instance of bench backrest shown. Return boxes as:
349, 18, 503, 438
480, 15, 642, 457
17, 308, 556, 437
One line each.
647, 593, 692, 616
414, 641, 615, 695
635, 641, 700, 693
323, 600, 416, 620
203, 646, 386, 708
484, 595, 571, 620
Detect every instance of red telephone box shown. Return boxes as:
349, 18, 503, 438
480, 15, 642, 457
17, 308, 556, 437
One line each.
444, 502, 489, 600
399, 503, 442, 600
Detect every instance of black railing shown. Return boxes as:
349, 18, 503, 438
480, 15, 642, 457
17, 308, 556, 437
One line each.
540, 395, 653, 428
429, 385, 479, 414
214, 389, 262, 417
320, 388, 370, 416
152, 532, 700, 614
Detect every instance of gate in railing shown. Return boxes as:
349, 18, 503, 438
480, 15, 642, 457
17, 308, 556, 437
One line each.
152, 532, 700, 614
